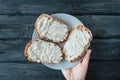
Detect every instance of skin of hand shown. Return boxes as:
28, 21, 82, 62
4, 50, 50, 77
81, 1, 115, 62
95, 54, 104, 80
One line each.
62, 49, 91, 80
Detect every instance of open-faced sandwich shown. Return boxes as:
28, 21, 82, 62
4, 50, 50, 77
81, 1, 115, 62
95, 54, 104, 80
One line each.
24, 40, 63, 64
63, 25, 92, 62
35, 14, 69, 43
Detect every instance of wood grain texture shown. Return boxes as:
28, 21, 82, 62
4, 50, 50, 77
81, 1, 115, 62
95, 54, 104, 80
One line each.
0, 0, 120, 15
86, 61, 120, 80
79, 15, 120, 39
0, 62, 65, 80
0, 39, 29, 61
0, 15, 35, 39
0, 39, 120, 61
0, 0, 120, 80
0, 15, 120, 39
0, 61, 119, 80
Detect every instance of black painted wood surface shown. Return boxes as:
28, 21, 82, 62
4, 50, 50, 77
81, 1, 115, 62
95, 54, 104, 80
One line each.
0, 0, 120, 80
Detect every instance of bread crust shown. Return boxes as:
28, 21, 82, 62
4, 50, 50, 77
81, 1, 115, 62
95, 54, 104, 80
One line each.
24, 40, 32, 56
35, 13, 69, 43
24, 40, 38, 62
63, 25, 92, 62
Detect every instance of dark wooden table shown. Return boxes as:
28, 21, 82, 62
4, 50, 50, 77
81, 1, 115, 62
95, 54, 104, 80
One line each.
0, 0, 120, 80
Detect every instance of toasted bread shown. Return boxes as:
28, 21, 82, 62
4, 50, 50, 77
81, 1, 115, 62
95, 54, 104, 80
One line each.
24, 40, 63, 63
35, 14, 69, 43
63, 25, 92, 62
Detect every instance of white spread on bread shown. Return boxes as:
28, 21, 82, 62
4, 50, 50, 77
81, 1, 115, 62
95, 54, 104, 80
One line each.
27, 40, 63, 63
64, 26, 91, 62
37, 15, 68, 42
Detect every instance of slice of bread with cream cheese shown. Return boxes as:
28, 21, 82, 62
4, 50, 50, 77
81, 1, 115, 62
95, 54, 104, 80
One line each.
35, 14, 69, 43
24, 40, 63, 64
63, 25, 92, 62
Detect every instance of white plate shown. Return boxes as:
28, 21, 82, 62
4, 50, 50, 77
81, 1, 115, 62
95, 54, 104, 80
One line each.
32, 13, 84, 70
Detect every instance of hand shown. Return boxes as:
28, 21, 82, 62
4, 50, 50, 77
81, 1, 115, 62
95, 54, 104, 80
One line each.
62, 49, 91, 80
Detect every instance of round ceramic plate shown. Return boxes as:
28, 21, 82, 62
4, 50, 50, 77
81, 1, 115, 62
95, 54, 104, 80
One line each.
32, 13, 84, 70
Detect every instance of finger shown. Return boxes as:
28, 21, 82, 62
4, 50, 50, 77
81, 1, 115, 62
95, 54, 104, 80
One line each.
61, 70, 71, 80
61, 68, 72, 74
82, 49, 91, 65
74, 61, 82, 68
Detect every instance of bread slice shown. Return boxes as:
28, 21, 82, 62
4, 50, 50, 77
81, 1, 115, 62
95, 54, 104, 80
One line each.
35, 14, 69, 43
24, 40, 63, 64
63, 25, 92, 62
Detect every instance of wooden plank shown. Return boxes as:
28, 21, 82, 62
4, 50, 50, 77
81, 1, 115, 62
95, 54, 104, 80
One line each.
0, 15, 120, 39
86, 61, 120, 80
0, 39, 120, 61
79, 15, 120, 39
0, 39, 30, 61
90, 39, 120, 60
0, 15, 35, 39
0, 0, 120, 15
0, 62, 65, 80
0, 61, 119, 80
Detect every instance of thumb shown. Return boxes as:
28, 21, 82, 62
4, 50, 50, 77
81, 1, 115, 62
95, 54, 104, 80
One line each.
82, 49, 91, 66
